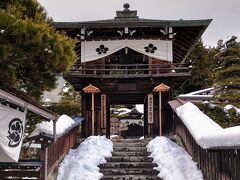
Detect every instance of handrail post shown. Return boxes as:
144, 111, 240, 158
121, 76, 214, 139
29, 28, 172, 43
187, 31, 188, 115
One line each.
53, 120, 57, 142
44, 146, 48, 180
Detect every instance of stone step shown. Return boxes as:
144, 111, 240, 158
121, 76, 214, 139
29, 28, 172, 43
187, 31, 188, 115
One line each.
112, 139, 147, 143
100, 168, 159, 176
113, 142, 148, 147
100, 162, 157, 169
106, 156, 153, 162
113, 146, 147, 152
101, 175, 162, 180
112, 151, 150, 157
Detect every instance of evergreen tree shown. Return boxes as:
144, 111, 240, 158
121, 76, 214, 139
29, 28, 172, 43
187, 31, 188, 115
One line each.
211, 36, 240, 107
181, 39, 212, 93
48, 82, 81, 117
0, 0, 77, 100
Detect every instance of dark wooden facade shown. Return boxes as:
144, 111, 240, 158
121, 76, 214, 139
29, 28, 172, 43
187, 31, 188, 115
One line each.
54, 4, 211, 137
81, 93, 110, 136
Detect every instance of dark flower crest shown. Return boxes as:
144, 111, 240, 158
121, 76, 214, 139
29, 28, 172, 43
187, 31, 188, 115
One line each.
96, 45, 109, 55
144, 43, 157, 53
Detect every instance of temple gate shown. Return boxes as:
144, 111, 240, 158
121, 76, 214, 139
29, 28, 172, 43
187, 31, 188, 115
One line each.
54, 4, 211, 138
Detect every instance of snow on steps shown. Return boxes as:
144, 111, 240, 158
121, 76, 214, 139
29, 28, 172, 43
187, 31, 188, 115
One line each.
100, 139, 161, 180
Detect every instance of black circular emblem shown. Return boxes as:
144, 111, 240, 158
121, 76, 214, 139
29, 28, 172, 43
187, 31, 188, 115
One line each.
96, 44, 109, 55
7, 118, 23, 147
144, 43, 157, 53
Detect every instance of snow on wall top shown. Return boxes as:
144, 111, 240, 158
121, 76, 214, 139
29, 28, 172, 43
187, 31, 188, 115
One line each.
30, 114, 75, 137
176, 102, 240, 149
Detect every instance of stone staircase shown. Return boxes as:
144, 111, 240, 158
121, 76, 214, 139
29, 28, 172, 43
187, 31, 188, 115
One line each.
100, 139, 161, 180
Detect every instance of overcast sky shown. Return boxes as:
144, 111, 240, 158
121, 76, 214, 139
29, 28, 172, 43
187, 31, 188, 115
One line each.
37, 0, 240, 46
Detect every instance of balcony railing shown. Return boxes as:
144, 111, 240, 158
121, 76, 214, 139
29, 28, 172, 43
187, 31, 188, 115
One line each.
69, 63, 191, 77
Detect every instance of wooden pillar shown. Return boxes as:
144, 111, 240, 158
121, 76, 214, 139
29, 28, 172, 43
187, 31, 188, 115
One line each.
83, 84, 100, 136
85, 111, 89, 136
159, 91, 162, 136
153, 83, 170, 136
106, 97, 111, 138
91, 93, 95, 135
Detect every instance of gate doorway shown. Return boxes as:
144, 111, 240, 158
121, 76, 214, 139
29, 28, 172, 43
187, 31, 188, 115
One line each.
110, 105, 144, 139
80, 84, 174, 138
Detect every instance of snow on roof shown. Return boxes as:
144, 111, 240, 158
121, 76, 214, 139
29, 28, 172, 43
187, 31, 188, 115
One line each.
117, 108, 132, 116
147, 137, 203, 180
136, 104, 144, 113
23, 142, 41, 149
178, 94, 214, 101
72, 115, 85, 123
57, 136, 113, 180
186, 87, 215, 95
222, 35, 240, 44
176, 102, 240, 149
178, 87, 214, 101
30, 114, 75, 137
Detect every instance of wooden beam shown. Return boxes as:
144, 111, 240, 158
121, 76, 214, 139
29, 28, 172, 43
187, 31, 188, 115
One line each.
173, 45, 187, 57
0, 89, 57, 120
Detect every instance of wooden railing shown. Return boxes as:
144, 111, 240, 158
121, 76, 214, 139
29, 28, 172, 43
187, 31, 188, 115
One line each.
174, 113, 240, 180
41, 126, 78, 175
70, 63, 191, 77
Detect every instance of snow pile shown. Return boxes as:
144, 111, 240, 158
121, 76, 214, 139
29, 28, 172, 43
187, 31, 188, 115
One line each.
147, 137, 203, 180
110, 135, 120, 140
202, 101, 217, 109
176, 102, 240, 148
224, 104, 240, 116
30, 115, 75, 137
57, 136, 113, 180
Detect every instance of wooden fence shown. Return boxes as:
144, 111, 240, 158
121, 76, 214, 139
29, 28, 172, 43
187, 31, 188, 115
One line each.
174, 113, 240, 180
42, 126, 78, 173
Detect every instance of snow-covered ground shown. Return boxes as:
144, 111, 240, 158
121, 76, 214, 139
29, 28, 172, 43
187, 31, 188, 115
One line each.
147, 137, 203, 180
57, 136, 113, 180
176, 102, 240, 148
30, 114, 75, 137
